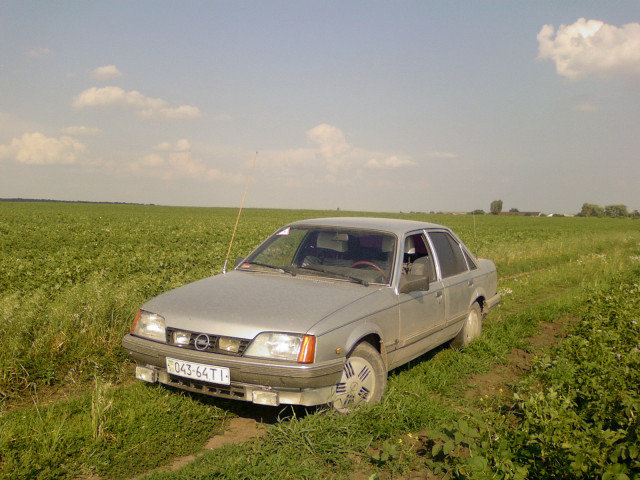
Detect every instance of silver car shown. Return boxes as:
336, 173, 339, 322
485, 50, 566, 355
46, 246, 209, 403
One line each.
122, 217, 500, 412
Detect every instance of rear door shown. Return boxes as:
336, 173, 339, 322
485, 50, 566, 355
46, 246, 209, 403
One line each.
427, 231, 474, 327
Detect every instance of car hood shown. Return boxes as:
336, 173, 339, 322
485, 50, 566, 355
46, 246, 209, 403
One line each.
142, 271, 385, 339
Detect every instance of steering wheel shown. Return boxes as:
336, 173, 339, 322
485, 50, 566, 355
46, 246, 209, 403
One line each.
350, 261, 388, 282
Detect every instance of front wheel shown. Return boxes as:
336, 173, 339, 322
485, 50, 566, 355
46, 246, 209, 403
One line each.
451, 302, 482, 348
332, 342, 387, 413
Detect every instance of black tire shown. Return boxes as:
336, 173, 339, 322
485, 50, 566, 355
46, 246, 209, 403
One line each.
451, 302, 482, 348
331, 342, 387, 413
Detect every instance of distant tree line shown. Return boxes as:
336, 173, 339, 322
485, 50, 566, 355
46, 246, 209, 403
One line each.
578, 203, 639, 218
469, 201, 639, 218
0, 198, 153, 206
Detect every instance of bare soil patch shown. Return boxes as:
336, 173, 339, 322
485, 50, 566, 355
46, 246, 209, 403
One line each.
464, 315, 574, 403
131, 315, 577, 480
348, 315, 577, 480
133, 417, 267, 479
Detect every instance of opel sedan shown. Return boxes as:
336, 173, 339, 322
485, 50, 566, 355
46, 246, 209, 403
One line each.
122, 217, 500, 412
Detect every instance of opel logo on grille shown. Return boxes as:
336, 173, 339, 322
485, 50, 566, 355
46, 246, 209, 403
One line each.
194, 334, 211, 351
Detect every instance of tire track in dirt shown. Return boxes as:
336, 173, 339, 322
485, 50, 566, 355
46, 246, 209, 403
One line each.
132, 417, 267, 479
463, 315, 574, 403
347, 315, 576, 480
136, 315, 575, 480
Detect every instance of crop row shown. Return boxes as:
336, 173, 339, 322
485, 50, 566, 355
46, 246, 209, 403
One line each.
1, 202, 638, 402
419, 273, 640, 479
1, 202, 639, 479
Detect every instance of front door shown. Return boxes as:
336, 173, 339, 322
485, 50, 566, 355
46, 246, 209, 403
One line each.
394, 232, 446, 365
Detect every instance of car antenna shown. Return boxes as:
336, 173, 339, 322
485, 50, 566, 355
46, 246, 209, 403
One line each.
472, 211, 478, 255
223, 152, 258, 274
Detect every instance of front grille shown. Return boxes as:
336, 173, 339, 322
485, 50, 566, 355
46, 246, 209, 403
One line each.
166, 375, 247, 400
165, 328, 250, 356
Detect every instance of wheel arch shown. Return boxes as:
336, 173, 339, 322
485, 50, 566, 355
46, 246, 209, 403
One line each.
470, 287, 488, 315
344, 329, 388, 370
475, 295, 487, 314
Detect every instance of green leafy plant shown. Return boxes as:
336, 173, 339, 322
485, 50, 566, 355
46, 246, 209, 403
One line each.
2, 203, 640, 479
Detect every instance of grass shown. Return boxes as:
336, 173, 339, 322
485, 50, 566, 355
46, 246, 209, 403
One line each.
418, 273, 640, 479
137, 298, 581, 479
1, 202, 639, 479
1, 381, 229, 479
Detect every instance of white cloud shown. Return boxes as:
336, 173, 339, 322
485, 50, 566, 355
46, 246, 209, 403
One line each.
123, 125, 417, 189
426, 151, 457, 159
26, 48, 51, 58
365, 155, 416, 169
254, 124, 418, 188
307, 124, 351, 158
141, 104, 202, 120
0, 132, 87, 165
138, 153, 165, 167
537, 18, 640, 80
127, 139, 242, 182
305, 123, 417, 176
73, 86, 158, 108
154, 139, 191, 152
90, 65, 122, 80
72, 86, 202, 119
213, 114, 234, 122
572, 102, 599, 113
60, 126, 102, 136
306, 123, 352, 174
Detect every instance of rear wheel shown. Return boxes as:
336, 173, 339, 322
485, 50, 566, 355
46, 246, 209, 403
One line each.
451, 302, 482, 348
332, 342, 387, 413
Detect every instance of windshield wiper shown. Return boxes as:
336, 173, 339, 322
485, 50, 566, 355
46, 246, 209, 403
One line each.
242, 262, 303, 278
297, 265, 369, 286
282, 266, 298, 276
241, 262, 285, 273
243, 263, 370, 286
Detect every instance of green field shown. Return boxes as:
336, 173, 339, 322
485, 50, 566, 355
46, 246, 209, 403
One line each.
1, 202, 639, 479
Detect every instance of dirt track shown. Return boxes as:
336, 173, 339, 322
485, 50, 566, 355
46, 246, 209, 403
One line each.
137, 315, 573, 479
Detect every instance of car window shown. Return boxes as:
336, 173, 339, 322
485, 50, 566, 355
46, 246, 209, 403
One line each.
428, 231, 468, 278
463, 249, 478, 270
247, 227, 308, 267
402, 233, 436, 280
243, 227, 396, 285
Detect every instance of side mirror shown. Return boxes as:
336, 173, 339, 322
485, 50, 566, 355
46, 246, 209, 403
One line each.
399, 274, 429, 294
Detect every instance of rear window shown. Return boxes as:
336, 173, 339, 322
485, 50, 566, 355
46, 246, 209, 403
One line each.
428, 231, 468, 278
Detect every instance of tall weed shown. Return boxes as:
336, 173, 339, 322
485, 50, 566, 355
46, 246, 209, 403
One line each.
0, 382, 228, 479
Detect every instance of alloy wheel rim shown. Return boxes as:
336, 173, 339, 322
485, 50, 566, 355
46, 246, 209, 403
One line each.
333, 356, 376, 411
467, 308, 480, 341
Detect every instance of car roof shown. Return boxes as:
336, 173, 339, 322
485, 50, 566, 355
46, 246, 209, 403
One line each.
287, 217, 447, 236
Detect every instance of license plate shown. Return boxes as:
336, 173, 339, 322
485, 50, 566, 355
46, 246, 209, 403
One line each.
166, 358, 230, 385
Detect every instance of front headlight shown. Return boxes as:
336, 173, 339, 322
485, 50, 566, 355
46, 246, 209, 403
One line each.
131, 310, 166, 342
245, 333, 315, 363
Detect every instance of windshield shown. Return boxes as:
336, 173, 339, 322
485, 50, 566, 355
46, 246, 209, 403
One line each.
239, 226, 396, 285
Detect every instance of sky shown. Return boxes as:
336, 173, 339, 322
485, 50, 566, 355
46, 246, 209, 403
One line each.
1, 1, 639, 214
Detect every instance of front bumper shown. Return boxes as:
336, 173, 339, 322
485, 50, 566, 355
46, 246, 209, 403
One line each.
122, 334, 345, 407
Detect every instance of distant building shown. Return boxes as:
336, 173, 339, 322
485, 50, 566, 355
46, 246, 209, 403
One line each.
500, 211, 542, 217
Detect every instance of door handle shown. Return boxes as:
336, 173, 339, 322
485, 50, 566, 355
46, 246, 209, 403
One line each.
436, 291, 443, 303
